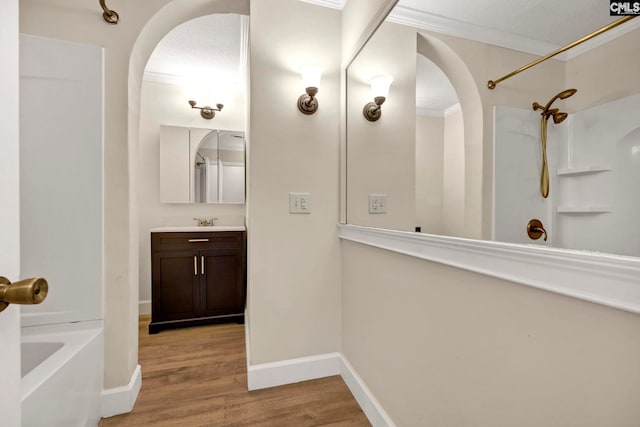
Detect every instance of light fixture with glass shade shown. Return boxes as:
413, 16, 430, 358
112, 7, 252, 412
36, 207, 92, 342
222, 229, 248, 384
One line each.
363, 75, 393, 122
297, 65, 323, 115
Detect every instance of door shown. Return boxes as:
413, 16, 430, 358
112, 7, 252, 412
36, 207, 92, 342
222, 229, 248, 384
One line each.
0, 0, 22, 425
151, 250, 201, 321
200, 249, 245, 316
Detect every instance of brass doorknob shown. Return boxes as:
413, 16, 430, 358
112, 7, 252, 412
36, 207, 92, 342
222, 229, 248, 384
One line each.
527, 219, 547, 241
0, 276, 48, 313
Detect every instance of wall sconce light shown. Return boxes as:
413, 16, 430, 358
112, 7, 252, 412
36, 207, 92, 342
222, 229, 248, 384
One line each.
297, 65, 323, 115
188, 100, 224, 120
363, 75, 393, 122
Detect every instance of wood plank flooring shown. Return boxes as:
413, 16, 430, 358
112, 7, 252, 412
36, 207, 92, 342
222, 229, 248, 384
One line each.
100, 316, 369, 427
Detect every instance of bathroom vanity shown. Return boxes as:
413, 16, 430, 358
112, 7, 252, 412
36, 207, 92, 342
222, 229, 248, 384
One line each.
148, 226, 246, 334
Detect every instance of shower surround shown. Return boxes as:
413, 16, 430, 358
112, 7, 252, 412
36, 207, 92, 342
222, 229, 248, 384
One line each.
20, 34, 104, 426
494, 93, 640, 257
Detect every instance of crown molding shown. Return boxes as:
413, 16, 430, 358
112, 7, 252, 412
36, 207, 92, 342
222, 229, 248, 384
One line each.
299, 0, 345, 10
416, 106, 444, 117
444, 103, 461, 117
238, 15, 249, 81
417, 103, 460, 118
143, 71, 184, 86
387, 6, 558, 57
388, 5, 640, 61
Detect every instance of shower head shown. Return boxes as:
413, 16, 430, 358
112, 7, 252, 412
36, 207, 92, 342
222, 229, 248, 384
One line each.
552, 112, 568, 124
557, 88, 577, 99
543, 88, 578, 112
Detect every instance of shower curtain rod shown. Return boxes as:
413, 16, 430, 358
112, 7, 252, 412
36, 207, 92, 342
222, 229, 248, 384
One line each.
487, 16, 636, 89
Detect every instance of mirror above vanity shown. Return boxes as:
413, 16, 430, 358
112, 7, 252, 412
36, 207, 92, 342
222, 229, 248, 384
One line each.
160, 125, 246, 204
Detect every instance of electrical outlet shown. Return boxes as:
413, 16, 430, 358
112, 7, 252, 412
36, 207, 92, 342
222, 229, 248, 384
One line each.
369, 194, 387, 214
289, 192, 311, 214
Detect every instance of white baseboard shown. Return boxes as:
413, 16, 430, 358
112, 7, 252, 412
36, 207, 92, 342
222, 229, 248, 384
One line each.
101, 364, 142, 418
246, 352, 394, 426
340, 356, 396, 427
138, 300, 151, 315
247, 352, 341, 391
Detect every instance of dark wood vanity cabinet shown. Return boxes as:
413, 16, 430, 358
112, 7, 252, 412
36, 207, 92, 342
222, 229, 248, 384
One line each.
149, 231, 246, 334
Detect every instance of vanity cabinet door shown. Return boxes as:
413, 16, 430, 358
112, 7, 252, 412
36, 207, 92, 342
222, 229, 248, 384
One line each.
151, 250, 200, 322
199, 249, 245, 317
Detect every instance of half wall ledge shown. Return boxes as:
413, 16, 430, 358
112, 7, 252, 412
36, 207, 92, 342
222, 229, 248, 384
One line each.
338, 224, 640, 315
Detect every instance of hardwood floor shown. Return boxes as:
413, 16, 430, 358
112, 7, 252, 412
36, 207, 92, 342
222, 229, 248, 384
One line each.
100, 316, 370, 427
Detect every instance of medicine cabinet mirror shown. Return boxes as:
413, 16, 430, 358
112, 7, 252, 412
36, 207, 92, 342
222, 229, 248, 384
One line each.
160, 125, 245, 204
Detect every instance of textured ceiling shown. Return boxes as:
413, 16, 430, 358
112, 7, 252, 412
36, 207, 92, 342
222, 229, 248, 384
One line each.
144, 14, 247, 89
416, 54, 458, 115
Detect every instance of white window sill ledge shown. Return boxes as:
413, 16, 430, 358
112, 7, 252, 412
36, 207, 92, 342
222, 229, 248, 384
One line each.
338, 224, 640, 315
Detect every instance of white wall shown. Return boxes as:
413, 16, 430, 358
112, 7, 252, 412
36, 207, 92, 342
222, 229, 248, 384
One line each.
247, 0, 342, 364
342, 240, 640, 426
442, 108, 465, 236
566, 27, 640, 112
138, 81, 246, 309
415, 114, 444, 234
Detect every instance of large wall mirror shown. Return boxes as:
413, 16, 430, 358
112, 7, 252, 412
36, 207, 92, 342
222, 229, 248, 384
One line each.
345, 1, 640, 259
160, 125, 245, 204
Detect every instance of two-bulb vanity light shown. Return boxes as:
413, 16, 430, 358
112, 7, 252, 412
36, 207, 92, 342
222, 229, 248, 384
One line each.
297, 65, 323, 115
363, 75, 393, 122
188, 100, 224, 120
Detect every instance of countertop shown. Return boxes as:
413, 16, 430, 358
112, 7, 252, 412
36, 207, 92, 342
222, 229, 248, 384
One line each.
150, 225, 246, 232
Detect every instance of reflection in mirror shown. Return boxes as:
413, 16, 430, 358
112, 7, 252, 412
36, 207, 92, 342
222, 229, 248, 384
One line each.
192, 129, 218, 203
160, 125, 245, 204
217, 130, 246, 204
346, 21, 417, 231
415, 54, 461, 236
346, 2, 640, 258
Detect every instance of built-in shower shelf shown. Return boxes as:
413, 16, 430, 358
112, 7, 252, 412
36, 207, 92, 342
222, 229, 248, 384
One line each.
557, 165, 610, 176
557, 205, 611, 213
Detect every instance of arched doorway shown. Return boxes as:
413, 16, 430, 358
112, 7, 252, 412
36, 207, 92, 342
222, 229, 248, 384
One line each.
416, 32, 483, 239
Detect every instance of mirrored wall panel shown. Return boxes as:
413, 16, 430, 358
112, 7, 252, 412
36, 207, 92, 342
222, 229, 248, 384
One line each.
345, 3, 640, 258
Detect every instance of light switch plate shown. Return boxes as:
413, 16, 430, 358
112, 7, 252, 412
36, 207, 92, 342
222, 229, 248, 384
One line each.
289, 192, 311, 214
369, 194, 387, 214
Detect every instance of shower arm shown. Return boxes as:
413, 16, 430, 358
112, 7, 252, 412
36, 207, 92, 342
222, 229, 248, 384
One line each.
487, 16, 636, 89
99, 0, 119, 25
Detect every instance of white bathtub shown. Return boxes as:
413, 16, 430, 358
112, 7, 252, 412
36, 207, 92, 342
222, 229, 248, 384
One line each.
21, 320, 104, 427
